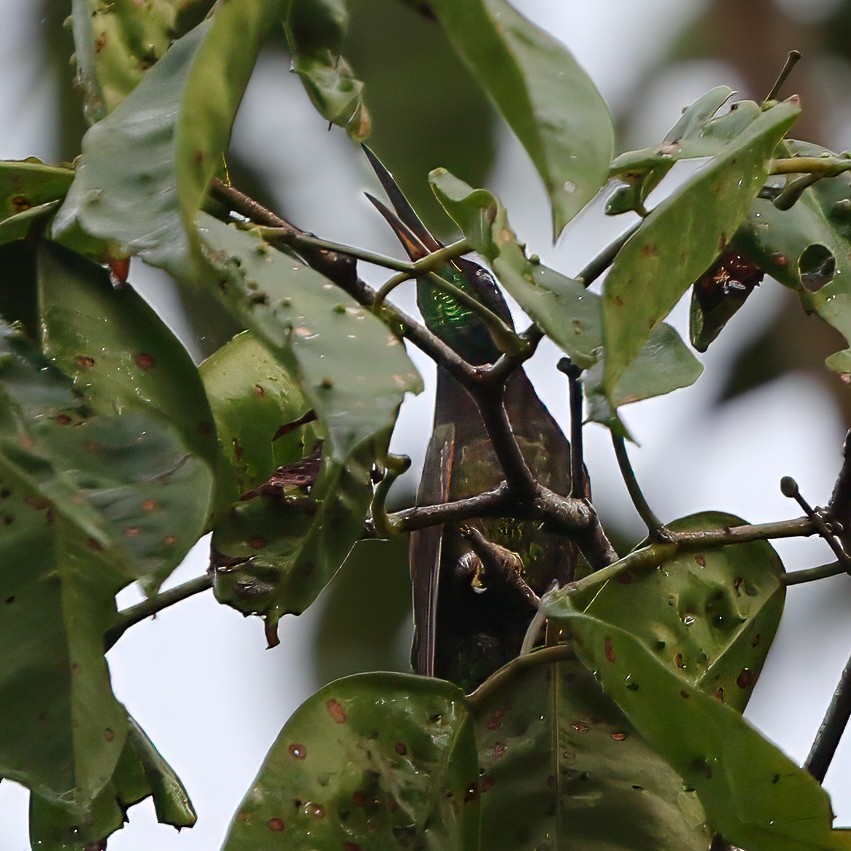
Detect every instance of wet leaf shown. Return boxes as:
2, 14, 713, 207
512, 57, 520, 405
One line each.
469, 656, 711, 850
546, 512, 786, 713
36, 240, 217, 589
427, 0, 614, 236
56, 1, 286, 280
606, 91, 760, 216
70, 0, 217, 123
602, 99, 799, 397
732, 139, 851, 374
29, 714, 195, 848
429, 170, 701, 430
284, 0, 371, 139
555, 611, 851, 851
223, 673, 478, 849
198, 215, 421, 464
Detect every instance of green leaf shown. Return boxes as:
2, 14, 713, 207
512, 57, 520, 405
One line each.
0, 159, 73, 244
427, 0, 614, 236
56, 1, 286, 280
732, 139, 851, 374
201, 330, 315, 508
198, 215, 421, 464
602, 99, 799, 397
428, 169, 702, 427
554, 610, 851, 851
36, 240, 217, 589
223, 673, 478, 849
70, 0, 217, 123
284, 0, 371, 139
547, 512, 785, 713
469, 655, 711, 850
606, 86, 740, 216
29, 715, 195, 848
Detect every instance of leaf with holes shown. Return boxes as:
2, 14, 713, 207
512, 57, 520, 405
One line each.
429, 169, 701, 432
557, 610, 851, 851
223, 673, 478, 849
732, 139, 851, 374
545, 512, 785, 713
55, 1, 286, 280
602, 99, 798, 397
284, 0, 370, 139
427, 0, 613, 236
29, 714, 195, 848
70, 0, 216, 123
469, 655, 711, 850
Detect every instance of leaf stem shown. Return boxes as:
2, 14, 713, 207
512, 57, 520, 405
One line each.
805, 648, 851, 783
104, 574, 213, 651
611, 433, 667, 537
576, 221, 642, 288
769, 156, 851, 177
782, 560, 845, 586
764, 49, 802, 103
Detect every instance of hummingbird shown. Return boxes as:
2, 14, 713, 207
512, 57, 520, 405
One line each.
364, 147, 579, 691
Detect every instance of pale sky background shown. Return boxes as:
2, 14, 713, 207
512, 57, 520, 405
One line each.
3, 1, 851, 848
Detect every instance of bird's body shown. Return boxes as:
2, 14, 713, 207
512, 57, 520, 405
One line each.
365, 148, 578, 690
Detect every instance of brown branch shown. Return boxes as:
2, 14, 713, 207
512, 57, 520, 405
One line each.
805, 649, 851, 783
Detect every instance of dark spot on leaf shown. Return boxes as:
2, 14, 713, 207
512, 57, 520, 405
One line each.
306, 802, 325, 818
105, 728, 114, 742
641, 244, 656, 258
715, 687, 725, 702
163, 535, 177, 546
233, 439, 244, 462
772, 774, 780, 784
613, 296, 624, 307
343, 844, 362, 851
0, 489, 8, 499
87, 537, 103, 551
492, 741, 506, 761
632, 785, 644, 791
326, 698, 347, 724
604, 636, 616, 663
71, 662, 81, 675
680, 689, 691, 699
253, 384, 265, 396
134, 352, 155, 369
464, 783, 478, 803
394, 742, 407, 756
249, 535, 267, 549
142, 499, 157, 511
694, 554, 706, 567
124, 526, 142, 537
54, 413, 73, 426
675, 653, 685, 668
571, 720, 591, 733
480, 776, 495, 793
751, 633, 761, 648
267, 817, 285, 832
198, 420, 213, 435
693, 758, 712, 779
5, 596, 14, 604
352, 790, 366, 806
3, 515, 11, 525
773, 253, 788, 266
75, 355, 95, 368
737, 667, 755, 689
289, 743, 306, 759
718, 233, 728, 251
611, 731, 627, 741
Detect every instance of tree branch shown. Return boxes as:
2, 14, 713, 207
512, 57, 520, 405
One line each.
805, 649, 851, 783
104, 574, 213, 651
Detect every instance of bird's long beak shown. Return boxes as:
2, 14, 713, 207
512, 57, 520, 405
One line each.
362, 145, 442, 262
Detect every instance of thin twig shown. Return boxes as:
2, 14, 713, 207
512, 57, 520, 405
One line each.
386, 484, 512, 533
104, 574, 213, 651
781, 476, 851, 571
576, 221, 642, 288
557, 359, 587, 498
783, 561, 845, 586
765, 49, 802, 103
611, 433, 667, 537
805, 649, 851, 783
